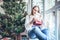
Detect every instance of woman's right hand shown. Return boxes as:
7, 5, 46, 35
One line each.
29, 17, 35, 24
33, 17, 38, 22
29, 16, 37, 24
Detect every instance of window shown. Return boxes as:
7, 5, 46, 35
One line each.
45, 0, 55, 11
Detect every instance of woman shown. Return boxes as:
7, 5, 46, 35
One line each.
25, 6, 48, 40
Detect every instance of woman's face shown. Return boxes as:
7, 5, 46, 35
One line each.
33, 7, 39, 14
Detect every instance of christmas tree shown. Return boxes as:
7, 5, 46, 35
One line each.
0, 0, 27, 39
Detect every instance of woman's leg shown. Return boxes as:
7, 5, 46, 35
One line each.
28, 26, 37, 39
41, 29, 48, 35
28, 29, 37, 39
33, 26, 48, 40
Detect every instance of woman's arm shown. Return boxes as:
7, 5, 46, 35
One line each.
25, 15, 34, 31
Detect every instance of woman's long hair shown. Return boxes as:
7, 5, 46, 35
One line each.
31, 6, 40, 15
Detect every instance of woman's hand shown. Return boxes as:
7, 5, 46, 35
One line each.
33, 18, 38, 21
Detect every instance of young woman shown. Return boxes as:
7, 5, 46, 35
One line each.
25, 6, 48, 40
